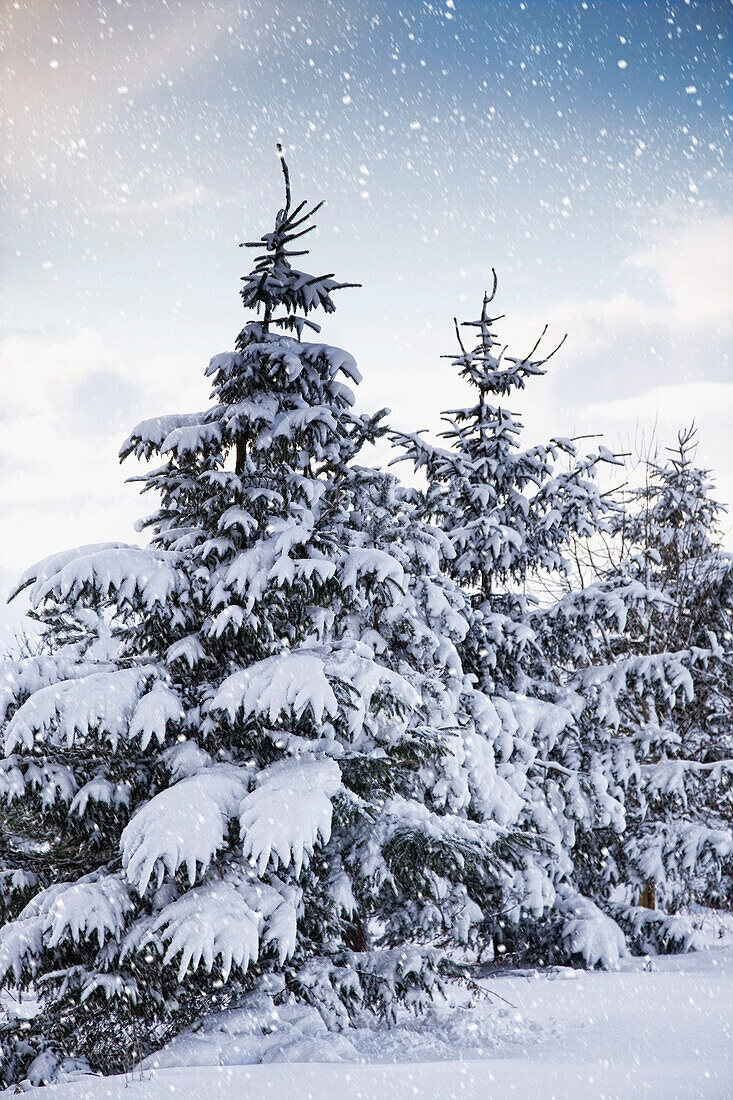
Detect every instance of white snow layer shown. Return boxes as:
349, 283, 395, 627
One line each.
15, 545, 185, 610
121, 766, 250, 893
3, 667, 175, 753
239, 756, 341, 876
15, 946, 733, 1099
212, 651, 339, 726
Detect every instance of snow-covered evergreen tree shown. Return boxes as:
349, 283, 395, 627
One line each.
392, 277, 618, 684
392, 279, 636, 968
0, 152, 531, 1084
549, 428, 733, 949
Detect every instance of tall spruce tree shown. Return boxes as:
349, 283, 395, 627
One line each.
0, 152, 533, 1085
393, 280, 638, 968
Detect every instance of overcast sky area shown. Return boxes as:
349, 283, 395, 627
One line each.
1, 0, 731, 631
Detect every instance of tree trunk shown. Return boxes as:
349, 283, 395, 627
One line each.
235, 437, 246, 476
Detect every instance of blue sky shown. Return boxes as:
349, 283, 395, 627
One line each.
1, 0, 731, 586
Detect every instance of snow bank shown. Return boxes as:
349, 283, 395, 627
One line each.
15, 947, 732, 1099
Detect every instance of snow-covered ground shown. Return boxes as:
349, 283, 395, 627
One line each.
15, 944, 733, 1099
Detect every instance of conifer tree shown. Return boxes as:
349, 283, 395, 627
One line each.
0, 152, 529, 1084
552, 428, 733, 948
393, 280, 636, 968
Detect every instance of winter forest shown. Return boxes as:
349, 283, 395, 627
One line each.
1, 2, 731, 1098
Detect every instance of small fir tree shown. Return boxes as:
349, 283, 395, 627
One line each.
559, 428, 733, 947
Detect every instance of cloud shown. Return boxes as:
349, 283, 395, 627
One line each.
0, 328, 203, 572
1, 2, 227, 126
582, 381, 733, 429
506, 293, 653, 364
626, 213, 733, 326
498, 213, 733, 365
1, 327, 124, 413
